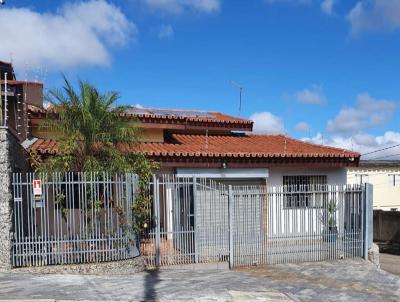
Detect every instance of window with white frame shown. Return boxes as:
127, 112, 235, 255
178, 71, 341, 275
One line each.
388, 174, 400, 186
283, 175, 327, 208
355, 174, 369, 184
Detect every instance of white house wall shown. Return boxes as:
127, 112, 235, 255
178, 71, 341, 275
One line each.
267, 167, 347, 239
348, 167, 400, 210
267, 167, 347, 186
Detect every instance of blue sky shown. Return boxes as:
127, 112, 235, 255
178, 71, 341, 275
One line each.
1, 0, 400, 158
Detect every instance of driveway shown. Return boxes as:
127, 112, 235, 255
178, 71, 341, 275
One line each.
0, 259, 399, 302
380, 253, 400, 276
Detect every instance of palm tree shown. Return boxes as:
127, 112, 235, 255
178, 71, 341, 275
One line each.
39, 77, 139, 172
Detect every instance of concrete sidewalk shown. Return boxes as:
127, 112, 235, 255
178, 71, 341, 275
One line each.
381, 253, 400, 276
0, 259, 399, 302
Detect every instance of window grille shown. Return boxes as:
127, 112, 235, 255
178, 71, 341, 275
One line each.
283, 175, 327, 208
355, 174, 369, 184
388, 174, 400, 187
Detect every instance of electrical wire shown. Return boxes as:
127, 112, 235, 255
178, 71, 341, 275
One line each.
368, 153, 400, 161
361, 143, 400, 157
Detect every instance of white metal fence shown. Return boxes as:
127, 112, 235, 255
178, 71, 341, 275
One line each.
230, 184, 365, 267
142, 176, 371, 268
11, 172, 139, 267
11, 173, 372, 268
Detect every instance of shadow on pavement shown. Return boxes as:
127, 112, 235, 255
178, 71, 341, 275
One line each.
144, 269, 161, 301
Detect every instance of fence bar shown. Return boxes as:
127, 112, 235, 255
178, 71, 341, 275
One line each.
11, 172, 139, 268
228, 185, 234, 269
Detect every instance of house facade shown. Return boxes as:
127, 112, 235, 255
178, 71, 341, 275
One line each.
1, 61, 372, 269
348, 160, 400, 211
28, 106, 359, 187
1, 60, 359, 184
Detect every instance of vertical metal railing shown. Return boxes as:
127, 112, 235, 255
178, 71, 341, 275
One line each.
143, 177, 368, 268
11, 172, 139, 267
1, 72, 8, 127
229, 184, 365, 267
13, 173, 369, 268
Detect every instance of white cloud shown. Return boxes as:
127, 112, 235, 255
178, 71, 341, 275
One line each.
327, 93, 398, 134
0, 0, 135, 70
295, 85, 326, 105
300, 92, 400, 158
250, 112, 285, 134
348, 0, 400, 35
158, 24, 174, 40
141, 0, 221, 14
304, 131, 400, 159
295, 121, 312, 132
321, 0, 335, 15
265, 0, 336, 14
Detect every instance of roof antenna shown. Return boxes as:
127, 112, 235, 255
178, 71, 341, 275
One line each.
231, 81, 244, 114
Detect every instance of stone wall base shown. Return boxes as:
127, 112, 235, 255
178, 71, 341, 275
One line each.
6, 257, 146, 275
368, 243, 380, 268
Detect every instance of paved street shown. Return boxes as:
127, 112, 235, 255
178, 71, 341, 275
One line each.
381, 253, 400, 276
0, 259, 399, 302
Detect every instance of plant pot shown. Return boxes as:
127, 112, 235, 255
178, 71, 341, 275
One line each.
323, 226, 338, 242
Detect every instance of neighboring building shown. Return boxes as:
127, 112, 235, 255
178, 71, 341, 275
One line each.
29, 106, 359, 187
0, 60, 43, 140
348, 160, 400, 211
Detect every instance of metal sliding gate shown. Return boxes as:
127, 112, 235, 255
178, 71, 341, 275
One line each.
142, 176, 371, 268
230, 184, 368, 267
142, 176, 230, 266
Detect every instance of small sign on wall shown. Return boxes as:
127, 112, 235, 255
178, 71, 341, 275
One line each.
33, 179, 42, 196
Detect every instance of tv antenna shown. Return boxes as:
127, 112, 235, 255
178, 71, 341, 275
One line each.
231, 81, 244, 113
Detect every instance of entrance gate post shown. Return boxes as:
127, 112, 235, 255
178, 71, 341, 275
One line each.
228, 185, 234, 269
193, 176, 198, 264
153, 175, 161, 267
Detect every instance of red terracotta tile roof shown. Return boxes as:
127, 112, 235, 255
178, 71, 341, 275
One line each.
27, 104, 52, 113
28, 105, 253, 131
121, 107, 252, 125
31, 139, 59, 155
30, 134, 360, 160
0, 80, 43, 86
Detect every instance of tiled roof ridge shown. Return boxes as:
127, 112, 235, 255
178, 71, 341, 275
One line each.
29, 135, 360, 162
0, 79, 43, 85
28, 105, 252, 122
127, 106, 220, 114
274, 134, 360, 156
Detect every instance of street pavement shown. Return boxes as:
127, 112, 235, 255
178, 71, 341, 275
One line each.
0, 259, 399, 301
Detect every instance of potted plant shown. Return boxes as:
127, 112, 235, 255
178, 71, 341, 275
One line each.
323, 200, 338, 242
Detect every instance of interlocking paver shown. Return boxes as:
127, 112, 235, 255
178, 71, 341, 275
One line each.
0, 259, 399, 302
